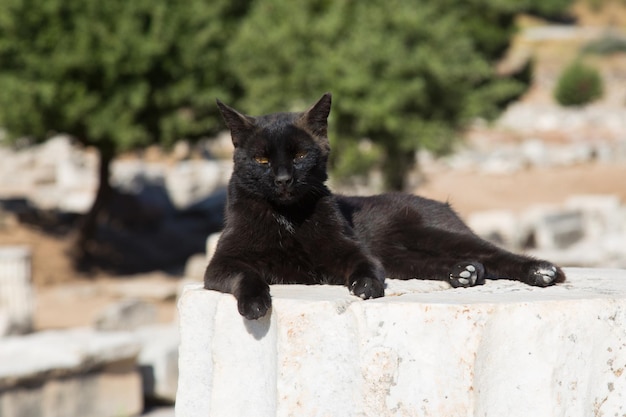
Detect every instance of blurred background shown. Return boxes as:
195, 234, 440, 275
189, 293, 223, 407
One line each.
0, 0, 625, 415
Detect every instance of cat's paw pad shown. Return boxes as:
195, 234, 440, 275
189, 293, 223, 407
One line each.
449, 262, 485, 288
350, 277, 384, 300
238, 288, 272, 320
527, 262, 564, 287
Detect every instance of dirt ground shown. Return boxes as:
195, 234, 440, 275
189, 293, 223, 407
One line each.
2, 160, 625, 330
418, 161, 626, 218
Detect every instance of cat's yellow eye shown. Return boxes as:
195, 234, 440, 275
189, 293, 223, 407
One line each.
294, 151, 307, 161
254, 156, 270, 165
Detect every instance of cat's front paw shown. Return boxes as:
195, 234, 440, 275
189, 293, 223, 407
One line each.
237, 281, 272, 320
350, 276, 385, 300
527, 261, 566, 287
449, 262, 485, 288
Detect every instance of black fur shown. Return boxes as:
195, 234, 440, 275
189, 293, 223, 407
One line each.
204, 93, 566, 319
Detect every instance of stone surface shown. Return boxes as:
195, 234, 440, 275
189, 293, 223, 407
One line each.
176, 268, 626, 417
184, 253, 208, 281
205, 232, 221, 264
136, 324, 180, 403
0, 246, 34, 335
0, 327, 142, 417
94, 299, 158, 331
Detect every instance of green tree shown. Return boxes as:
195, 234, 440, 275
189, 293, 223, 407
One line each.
227, 0, 571, 190
0, 0, 249, 261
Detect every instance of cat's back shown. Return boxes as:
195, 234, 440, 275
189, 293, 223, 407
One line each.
336, 192, 472, 234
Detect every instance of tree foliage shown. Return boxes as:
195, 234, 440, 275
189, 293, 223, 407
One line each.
0, 0, 248, 149
554, 60, 604, 106
227, 0, 572, 190
0, 0, 575, 239
0, 0, 250, 261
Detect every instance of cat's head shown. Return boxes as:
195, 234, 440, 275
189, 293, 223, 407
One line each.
216, 94, 332, 206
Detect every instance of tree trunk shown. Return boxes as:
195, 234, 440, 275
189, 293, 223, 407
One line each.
382, 147, 415, 191
72, 142, 115, 265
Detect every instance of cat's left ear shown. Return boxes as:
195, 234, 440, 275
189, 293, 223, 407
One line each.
216, 99, 256, 148
299, 93, 332, 140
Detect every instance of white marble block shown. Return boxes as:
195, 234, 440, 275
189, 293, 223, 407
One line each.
0, 246, 34, 335
176, 268, 626, 417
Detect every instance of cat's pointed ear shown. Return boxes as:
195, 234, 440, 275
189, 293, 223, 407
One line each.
301, 93, 332, 138
216, 99, 256, 148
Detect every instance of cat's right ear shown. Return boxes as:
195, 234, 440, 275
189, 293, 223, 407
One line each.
216, 100, 256, 148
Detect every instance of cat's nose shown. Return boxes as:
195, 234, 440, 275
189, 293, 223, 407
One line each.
274, 171, 293, 187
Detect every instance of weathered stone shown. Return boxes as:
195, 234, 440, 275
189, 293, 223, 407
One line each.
565, 194, 625, 238
0, 328, 142, 417
176, 268, 626, 417
0, 246, 34, 335
164, 160, 231, 209
184, 253, 208, 281
205, 232, 221, 264
466, 210, 524, 248
94, 299, 158, 331
102, 278, 179, 302
142, 406, 175, 417
522, 206, 585, 249
136, 324, 180, 403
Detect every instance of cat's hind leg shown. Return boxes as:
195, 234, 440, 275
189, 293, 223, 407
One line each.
376, 251, 486, 287
372, 226, 566, 287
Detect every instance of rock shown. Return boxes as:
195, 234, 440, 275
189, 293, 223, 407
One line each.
537, 210, 585, 249
0, 246, 34, 335
136, 324, 180, 403
184, 253, 207, 281
205, 232, 221, 263
101, 278, 179, 302
522, 206, 585, 249
176, 268, 626, 417
466, 210, 524, 248
565, 194, 625, 238
520, 139, 550, 167
142, 407, 175, 417
164, 160, 231, 209
0, 327, 142, 417
94, 299, 158, 331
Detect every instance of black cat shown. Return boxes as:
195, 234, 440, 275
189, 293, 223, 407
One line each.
204, 93, 566, 320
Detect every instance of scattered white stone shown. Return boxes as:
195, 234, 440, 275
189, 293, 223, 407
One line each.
185, 253, 208, 281
94, 299, 158, 331
0, 246, 34, 336
0, 327, 142, 417
0, 327, 140, 383
467, 210, 526, 248
205, 232, 222, 263
136, 324, 180, 403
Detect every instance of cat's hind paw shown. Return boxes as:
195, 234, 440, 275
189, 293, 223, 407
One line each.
449, 262, 485, 288
350, 276, 385, 300
527, 261, 565, 287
